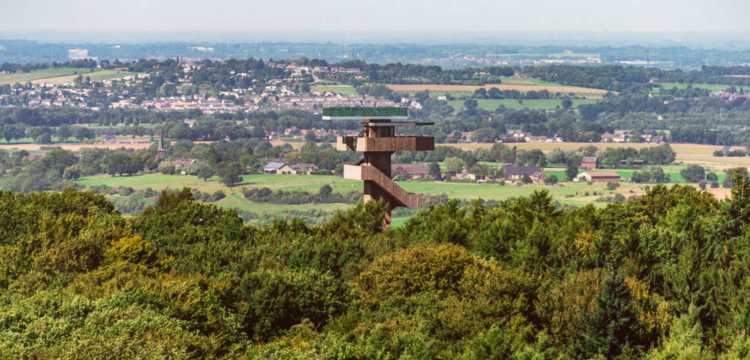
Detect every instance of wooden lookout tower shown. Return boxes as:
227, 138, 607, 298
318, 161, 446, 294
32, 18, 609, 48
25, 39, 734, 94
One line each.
323, 107, 434, 227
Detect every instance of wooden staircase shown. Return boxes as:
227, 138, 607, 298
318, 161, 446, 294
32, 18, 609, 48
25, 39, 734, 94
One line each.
344, 164, 420, 208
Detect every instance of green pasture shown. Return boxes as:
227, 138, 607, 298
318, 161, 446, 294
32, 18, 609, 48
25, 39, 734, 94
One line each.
544, 165, 726, 184
448, 98, 596, 111
658, 82, 750, 92
0, 67, 86, 84
311, 84, 359, 96
0, 67, 135, 85
77, 172, 639, 216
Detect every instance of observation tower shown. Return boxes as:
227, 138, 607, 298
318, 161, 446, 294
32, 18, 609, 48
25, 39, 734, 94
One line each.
323, 107, 434, 227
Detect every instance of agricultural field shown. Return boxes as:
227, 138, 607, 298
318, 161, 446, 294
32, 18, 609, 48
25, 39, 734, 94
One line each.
0, 67, 134, 85
658, 82, 750, 92
0, 138, 153, 152
311, 84, 359, 96
544, 165, 727, 184
0, 67, 86, 85
448, 98, 596, 111
386, 80, 609, 99
77, 173, 361, 216
33, 69, 135, 85
78, 172, 655, 220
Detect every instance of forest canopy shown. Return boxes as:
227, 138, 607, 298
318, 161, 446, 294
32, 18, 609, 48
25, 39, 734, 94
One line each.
2, 176, 750, 358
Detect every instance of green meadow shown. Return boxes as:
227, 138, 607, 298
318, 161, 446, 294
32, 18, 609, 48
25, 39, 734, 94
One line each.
448, 98, 597, 111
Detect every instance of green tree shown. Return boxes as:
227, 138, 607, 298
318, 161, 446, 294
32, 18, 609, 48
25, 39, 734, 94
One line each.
217, 161, 243, 186
444, 156, 466, 174
646, 306, 704, 360
562, 97, 573, 110
680, 165, 706, 183
578, 272, 644, 358
518, 149, 547, 167
428, 162, 442, 180
318, 184, 333, 199
566, 162, 579, 181
464, 99, 479, 113
195, 163, 214, 181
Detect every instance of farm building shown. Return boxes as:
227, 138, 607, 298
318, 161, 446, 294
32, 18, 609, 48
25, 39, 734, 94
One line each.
278, 163, 319, 175
172, 158, 199, 175
392, 163, 430, 180
501, 164, 543, 182
580, 156, 598, 170
576, 172, 621, 183
263, 161, 285, 174
452, 171, 478, 182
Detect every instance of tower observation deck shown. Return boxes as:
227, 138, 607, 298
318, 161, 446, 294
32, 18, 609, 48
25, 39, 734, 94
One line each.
323, 107, 434, 227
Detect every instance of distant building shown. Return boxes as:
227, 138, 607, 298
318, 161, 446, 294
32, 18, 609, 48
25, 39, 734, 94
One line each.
580, 156, 598, 170
452, 170, 477, 182
503, 131, 528, 143
263, 161, 285, 174
68, 48, 90, 61
600, 132, 616, 143
501, 164, 543, 182
392, 163, 430, 180
525, 136, 549, 143
173, 159, 199, 175
278, 163, 318, 175
613, 130, 632, 143
576, 172, 621, 183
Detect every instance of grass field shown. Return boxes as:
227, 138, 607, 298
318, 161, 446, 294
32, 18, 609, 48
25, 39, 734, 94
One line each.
387, 82, 609, 99
544, 165, 727, 184
77, 172, 654, 219
33, 69, 135, 85
77, 174, 363, 216
0, 68, 134, 85
0, 68, 85, 85
311, 84, 358, 96
658, 82, 750, 92
448, 98, 597, 111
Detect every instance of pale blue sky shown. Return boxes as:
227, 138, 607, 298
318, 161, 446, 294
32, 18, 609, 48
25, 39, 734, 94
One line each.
1, 0, 748, 33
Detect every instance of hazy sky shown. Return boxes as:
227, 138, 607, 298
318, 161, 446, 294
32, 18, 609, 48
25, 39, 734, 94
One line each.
2, 0, 749, 33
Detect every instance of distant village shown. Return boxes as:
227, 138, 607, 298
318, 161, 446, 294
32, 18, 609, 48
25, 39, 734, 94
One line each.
0, 59, 422, 114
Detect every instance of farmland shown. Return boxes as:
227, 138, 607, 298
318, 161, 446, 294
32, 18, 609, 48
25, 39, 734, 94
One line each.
32, 69, 135, 85
78, 172, 655, 219
0, 139, 153, 152
77, 173, 361, 216
658, 82, 750, 92
386, 81, 609, 99
543, 165, 727, 184
448, 98, 597, 111
0, 67, 134, 85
